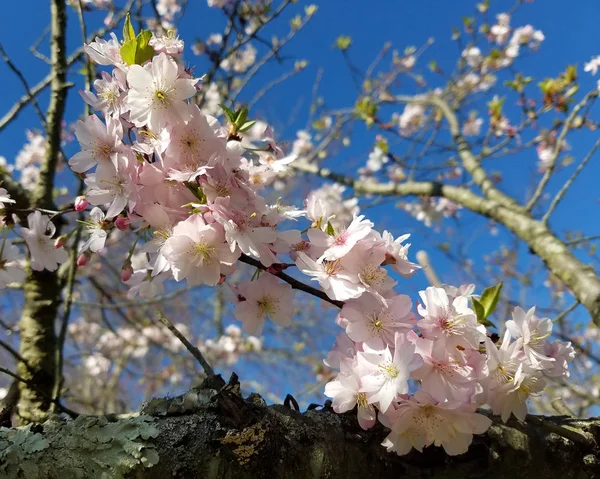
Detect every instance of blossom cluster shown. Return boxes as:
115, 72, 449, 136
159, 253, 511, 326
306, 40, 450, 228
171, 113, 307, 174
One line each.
324, 289, 574, 455
10, 24, 574, 459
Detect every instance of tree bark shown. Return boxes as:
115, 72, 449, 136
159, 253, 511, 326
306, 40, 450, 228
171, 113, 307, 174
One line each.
2, 376, 599, 479
17, 0, 68, 424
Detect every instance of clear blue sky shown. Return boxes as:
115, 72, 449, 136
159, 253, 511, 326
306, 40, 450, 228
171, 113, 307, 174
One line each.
0, 0, 599, 405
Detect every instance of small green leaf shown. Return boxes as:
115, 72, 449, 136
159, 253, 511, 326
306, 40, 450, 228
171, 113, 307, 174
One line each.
235, 106, 249, 127
135, 30, 155, 64
123, 13, 136, 43
478, 281, 503, 319
120, 39, 138, 66
472, 298, 497, 328
238, 120, 257, 133
220, 105, 236, 122
325, 221, 336, 236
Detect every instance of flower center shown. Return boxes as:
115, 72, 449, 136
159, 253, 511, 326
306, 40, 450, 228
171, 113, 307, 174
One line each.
378, 362, 399, 380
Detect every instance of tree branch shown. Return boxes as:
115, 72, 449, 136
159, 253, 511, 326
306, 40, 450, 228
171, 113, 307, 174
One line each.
543, 137, 600, 223
238, 254, 344, 309
526, 91, 598, 212
4, 376, 600, 478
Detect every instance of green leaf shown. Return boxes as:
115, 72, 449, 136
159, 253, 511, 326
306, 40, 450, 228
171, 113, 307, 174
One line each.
478, 281, 503, 319
325, 221, 336, 236
235, 106, 249, 127
472, 298, 497, 328
135, 30, 155, 65
120, 39, 138, 66
238, 120, 257, 133
220, 105, 236, 122
123, 13, 136, 43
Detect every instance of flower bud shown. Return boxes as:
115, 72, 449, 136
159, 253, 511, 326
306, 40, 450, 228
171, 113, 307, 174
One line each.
114, 216, 131, 231
54, 235, 68, 249
74, 196, 89, 212
77, 252, 90, 267
121, 262, 133, 282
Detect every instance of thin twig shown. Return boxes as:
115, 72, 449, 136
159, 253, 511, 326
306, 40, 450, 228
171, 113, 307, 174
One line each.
238, 254, 344, 309
156, 310, 216, 377
526, 91, 598, 212
0, 367, 78, 418
543, 137, 600, 223
0, 42, 48, 130
566, 235, 600, 246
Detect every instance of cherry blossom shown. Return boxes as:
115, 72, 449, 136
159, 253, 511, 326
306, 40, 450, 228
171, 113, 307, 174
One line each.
126, 53, 197, 131
234, 273, 295, 336
79, 207, 110, 253
69, 114, 126, 172
163, 214, 238, 286
381, 391, 492, 456
341, 293, 415, 350
20, 211, 69, 271
0, 188, 16, 208
324, 359, 377, 430
0, 238, 26, 288
358, 332, 423, 413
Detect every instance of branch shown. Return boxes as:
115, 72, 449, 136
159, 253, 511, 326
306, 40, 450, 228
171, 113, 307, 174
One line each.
526, 90, 599, 212
395, 93, 524, 212
5, 377, 600, 478
0, 0, 134, 134
543, 137, 600, 223
238, 254, 344, 309
156, 310, 216, 377
0, 42, 47, 130
293, 162, 600, 325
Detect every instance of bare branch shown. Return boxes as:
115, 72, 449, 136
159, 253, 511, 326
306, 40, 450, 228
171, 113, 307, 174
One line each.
156, 310, 216, 377
526, 90, 598, 212
238, 253, 344, 309
543, 137, 600, 223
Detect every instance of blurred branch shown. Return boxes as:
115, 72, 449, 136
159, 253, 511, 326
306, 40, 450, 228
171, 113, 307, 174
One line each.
526, 91, 598, 212
543, 137, 600, 224
156, 311, 215, 377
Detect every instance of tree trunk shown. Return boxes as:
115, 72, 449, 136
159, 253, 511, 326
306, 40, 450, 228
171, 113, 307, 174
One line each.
2, 376, 599, 479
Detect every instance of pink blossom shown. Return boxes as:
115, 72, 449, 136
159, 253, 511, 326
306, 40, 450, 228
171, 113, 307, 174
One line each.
341, 293, 415, 350
126, 53, 197, 131
381, 391, 492, 456
295, 252, 363, 301
20, 211, 69, 272
234, 273, 294, 336
359, 332, 423, 413
417, 286, 485, 352
163, 214, 238, 286
324, 359, 377, 430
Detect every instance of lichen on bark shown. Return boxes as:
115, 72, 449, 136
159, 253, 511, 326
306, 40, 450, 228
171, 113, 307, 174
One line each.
0, 415, 159, 478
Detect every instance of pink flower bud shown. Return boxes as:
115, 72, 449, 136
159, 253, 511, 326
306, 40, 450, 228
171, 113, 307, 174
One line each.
74, 196, 89, 212
114, 216, 131, 231
217, 274, 227, 286
54, 235, 67, 249
120, 262, 133, 282
76, 253, 90, 267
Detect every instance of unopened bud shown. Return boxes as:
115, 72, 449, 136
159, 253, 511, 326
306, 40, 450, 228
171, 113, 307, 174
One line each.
77, 252, 90, 267
217, 274, 227, 286
54, 235, 67, 249
121, 261, 133, 282
74, 196, 89, 212
114, 216, 131, 231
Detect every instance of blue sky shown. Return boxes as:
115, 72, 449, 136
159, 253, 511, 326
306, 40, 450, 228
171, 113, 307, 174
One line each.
0, 0, 599, 405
